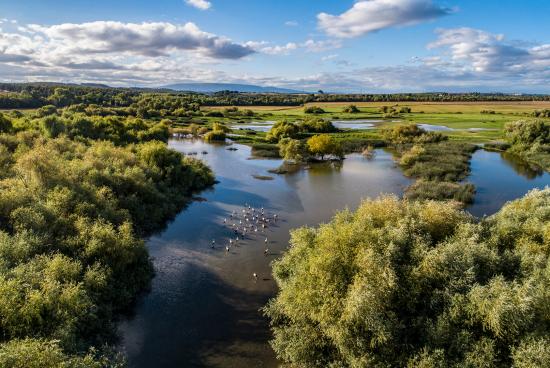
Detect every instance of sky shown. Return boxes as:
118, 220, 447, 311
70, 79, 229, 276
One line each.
0, 0, 549, 93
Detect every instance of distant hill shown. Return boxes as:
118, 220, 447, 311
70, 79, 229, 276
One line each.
162, 82, 307, 94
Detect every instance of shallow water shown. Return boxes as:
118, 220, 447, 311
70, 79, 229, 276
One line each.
418, 123, 496, 132
119, 141, 550, 367
467, 150, 550, 216
118, 140, 410, 367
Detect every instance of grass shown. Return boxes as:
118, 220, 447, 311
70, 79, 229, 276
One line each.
394, 142, 478, 204
250, 143, 281, 158
405, 180, 476, 204
203, 101, 550, 143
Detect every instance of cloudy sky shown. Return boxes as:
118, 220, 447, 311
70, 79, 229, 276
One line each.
1, 0, 549, 92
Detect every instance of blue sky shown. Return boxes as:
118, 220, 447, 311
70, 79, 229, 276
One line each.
0, 0, 549, 92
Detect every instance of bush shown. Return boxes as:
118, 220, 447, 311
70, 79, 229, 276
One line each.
304, 106, 325, 114
307, 134, 343, 160
342, 105, 360, 114
266, 121, 300, 142
203, 130, 226, 142
382, 124, 447, 144
405, 180, 476, 203
299, 118, 337, 133
266, 189, 550, 367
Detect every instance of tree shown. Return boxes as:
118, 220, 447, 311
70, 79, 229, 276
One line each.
266, 121, 300, 142
342, 104, 360, 113
306, 134, 342, 160
265, 189, 550, 368
278, 138, 309, 162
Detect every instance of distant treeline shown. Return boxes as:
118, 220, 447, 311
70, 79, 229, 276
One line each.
1, 83, 549, 109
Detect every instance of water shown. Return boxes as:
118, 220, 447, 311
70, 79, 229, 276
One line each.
119, 141, 550, 367
467, 150, 550, 216
231, 119, 390, 132
418, 123, 496, 132
119, 140, 410, 368
331, 120, 377, 129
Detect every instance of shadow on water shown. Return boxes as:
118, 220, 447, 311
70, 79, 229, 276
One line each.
119, 262, 276, 368
500, 152, 544, 179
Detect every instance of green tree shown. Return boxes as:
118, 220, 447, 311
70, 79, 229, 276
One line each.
306, 134, 342, 160
278, 138, 309, 162
266, 121, 300, 142
265, 189, 550, 368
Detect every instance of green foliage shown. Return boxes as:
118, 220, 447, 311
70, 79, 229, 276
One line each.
0, 338, 123, 368
382, 124, 447, 144
405, 180, 476, 204
504, 120, 550, 171
299, 118, 337, 133
250, 143, 281, 158
307, 134, 343, 160
266, 189, 550, 367
278, 138, 310, 162
505, 119, 550, 146
304, 106, 325, 114
342, 104, 360, 113
203, 130, 226, 142
266, 121, 300, 142
398, 142, 476, 181
0, 133, 214, 363
532, 109, 550, 118
0, 113, 13, 133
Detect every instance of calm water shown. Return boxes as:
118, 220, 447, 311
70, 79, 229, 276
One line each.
119, 141, 550, 367
232, 119, 391, 132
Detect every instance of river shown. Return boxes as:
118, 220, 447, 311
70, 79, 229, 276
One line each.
119, 140, 550, 367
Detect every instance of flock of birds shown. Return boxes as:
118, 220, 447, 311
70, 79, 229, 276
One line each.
209, 203, 280, 280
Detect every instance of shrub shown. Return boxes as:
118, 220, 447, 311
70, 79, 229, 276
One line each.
266, 121, 300, 142
342, 105, 360, 114
304, 106, 325, 114
266, 189, 550, 367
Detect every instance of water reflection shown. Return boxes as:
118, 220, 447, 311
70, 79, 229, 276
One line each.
467, 150, 550, 216
119, 140, 550, 367
119, 140, 410, 368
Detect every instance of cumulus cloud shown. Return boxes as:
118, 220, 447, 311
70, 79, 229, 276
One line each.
318, 0, 452, 38
185, 0, 211, 10
26, 21, 253, 59
427, 27, 550, 74
261, 42, 298, 55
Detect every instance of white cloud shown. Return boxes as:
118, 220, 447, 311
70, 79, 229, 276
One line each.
25, 21, 254, 59
185, 0, 211, 10
427, 27, 550, 74
284, 21, 299, 27
318, 0, 452, 38
261, 42, 298, 55
302, 39, 342, 52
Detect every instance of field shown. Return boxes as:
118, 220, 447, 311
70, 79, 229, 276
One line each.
204, 101, 550, 143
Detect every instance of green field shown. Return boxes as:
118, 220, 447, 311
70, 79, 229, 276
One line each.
202, 101, 550, 143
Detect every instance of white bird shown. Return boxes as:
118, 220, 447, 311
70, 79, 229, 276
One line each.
264, 248, 268, 255
264, 237, 268, 244
229, 239, 233, 244
253, 273, 258, 279
226, 246, 230, 252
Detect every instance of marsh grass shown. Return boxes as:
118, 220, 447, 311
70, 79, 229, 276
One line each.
250, 142, 281, 158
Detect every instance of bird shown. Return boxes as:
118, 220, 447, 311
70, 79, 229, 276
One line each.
264, 248, 269, 255
226, 246, 230, 252
264, 237, 268, 244
253, 273, 258, 279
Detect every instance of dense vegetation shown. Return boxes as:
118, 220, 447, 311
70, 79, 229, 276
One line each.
504, 119, 550, 171
1, 83, 549, 110
266, 189, 550, 367
0, 112, 214, 365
